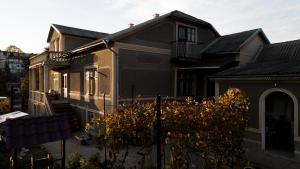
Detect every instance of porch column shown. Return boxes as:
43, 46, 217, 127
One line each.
29, 69, 32, 90
39, 66, 44, 92
44, 65, 49, 93
32, 68, 36, 90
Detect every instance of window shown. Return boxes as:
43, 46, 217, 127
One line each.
177, 71, 196, 96
98, 68, 111, 95
85, 69, 96, 96
53, 72, 59, 91
178, 25, 196, 42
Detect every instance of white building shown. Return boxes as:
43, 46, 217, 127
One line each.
0, 50, 31, 74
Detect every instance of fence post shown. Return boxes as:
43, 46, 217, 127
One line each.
104, 93, 107, 162
61, 139, 66, 169
156, 95, 161, 169
10, 86, 14, 112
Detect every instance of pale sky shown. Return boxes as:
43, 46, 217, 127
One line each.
1, 0, 300, 53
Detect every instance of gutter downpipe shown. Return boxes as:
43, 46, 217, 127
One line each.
103, 40, 119, 111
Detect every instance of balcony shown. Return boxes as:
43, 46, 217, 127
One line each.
30, 51, 69, 66
172, 41, 205, 59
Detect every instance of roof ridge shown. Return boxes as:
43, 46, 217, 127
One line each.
220, 28, 261, 37
52, 23, 108, 35
266, 38, 300, 47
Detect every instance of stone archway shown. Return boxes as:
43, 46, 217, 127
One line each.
259, 88, 299, 151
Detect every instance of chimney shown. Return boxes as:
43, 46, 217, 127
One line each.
153, 13, 160, 18
129, 23, 134, 28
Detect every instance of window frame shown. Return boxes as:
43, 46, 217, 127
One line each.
84, 65, 98, 96
176, 22, 198, 43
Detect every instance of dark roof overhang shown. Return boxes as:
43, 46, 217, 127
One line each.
67, 40, 112, 58
211, 74, 300, 81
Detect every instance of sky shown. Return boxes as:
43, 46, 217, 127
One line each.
0, 0, 300, 53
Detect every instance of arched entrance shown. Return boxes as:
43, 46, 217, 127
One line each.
265, 92, 294, 152
259, 88, 299, 152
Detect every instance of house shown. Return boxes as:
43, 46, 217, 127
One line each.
0, 50, 31, 74
0, 49, 31, 98
29, 10, 300, 159
212, 39, 300, 158
29, 10, 229, 126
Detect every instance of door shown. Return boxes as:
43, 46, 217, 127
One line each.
63, 73, 68, 98
265, 92, 294, 152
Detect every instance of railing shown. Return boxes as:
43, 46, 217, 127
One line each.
47, 51, 68, 62
30, 90, 45, 103
172, 41, 205, 58
44, 93, 55, 116
30, 51, 68, 65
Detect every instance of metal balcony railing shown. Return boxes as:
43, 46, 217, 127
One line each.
172, 41, 205, 58
30, 51, 69, 65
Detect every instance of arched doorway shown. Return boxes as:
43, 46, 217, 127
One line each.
265, 92, 294, 152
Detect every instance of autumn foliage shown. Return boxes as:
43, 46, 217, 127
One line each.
85, 88, 249, 169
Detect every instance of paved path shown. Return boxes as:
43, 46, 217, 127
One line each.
43, 136, 300, 169
42, 135, 156, 168
245, 143, 300, 169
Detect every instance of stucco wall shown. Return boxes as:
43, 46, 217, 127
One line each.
118, 18, 217, 52
119, 20, 174, 49
238, 35, 266, 65
64, 36, 95, 51
49, 31, 60, 51
61, 49, 113, 114
119, 49, 174, 99
218, 80, 300, 140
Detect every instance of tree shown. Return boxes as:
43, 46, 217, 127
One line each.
6, 45, 23, 53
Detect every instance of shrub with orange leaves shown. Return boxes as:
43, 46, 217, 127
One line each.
85, 88, 249, 169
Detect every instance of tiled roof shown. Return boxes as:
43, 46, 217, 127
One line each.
212, 39, 300, 78
256, 39, 300, 63
47, 24, 108, 42
5, 115, 71, 149
203, 29, 268, 55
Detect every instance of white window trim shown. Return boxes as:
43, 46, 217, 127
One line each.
84, 65, 98, 97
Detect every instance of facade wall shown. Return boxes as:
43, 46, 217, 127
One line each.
238, 35, 266, 65
64, 36, 95, 51
218, 80, 300, 141
118, 18, 217, 53
119, 20, 174, 49
118, 49, 174, 99
65, 49, 113, 117
49, 31, 60, 51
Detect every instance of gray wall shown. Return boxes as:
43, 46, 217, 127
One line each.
118, 18, 217, 53
119, 49, 174, 98
238, 35, 266, 65
64, 36, 96, 51
218, 80, 300, 139
60, 49, 113, 113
